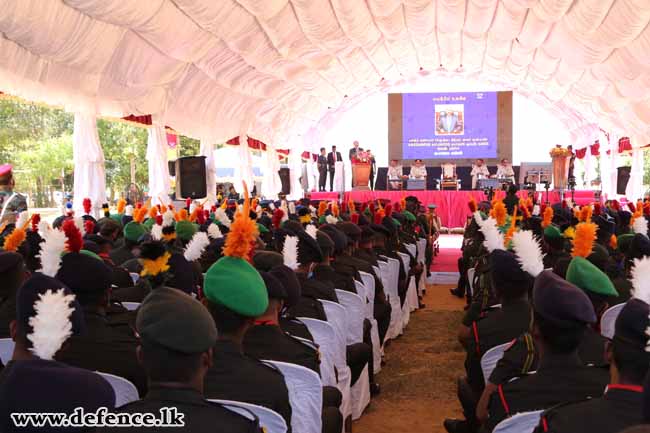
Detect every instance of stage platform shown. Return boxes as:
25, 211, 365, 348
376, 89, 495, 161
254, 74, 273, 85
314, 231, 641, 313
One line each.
309, 190, 597, 228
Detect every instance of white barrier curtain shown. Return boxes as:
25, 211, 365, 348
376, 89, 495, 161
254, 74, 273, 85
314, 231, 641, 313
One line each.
261, 146, 282, 199
199, 138, 216, 205
626, 146, 645, 200
72, 112, 106, 217
146, 121, 171, 206
288, 150, 303, 200
233, 134, 254, 192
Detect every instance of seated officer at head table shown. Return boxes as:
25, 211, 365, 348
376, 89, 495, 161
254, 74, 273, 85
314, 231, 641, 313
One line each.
409, 159, 427, 179
496, 158, 515, 181
388, 159, 404, 190
470, 159, 491, 190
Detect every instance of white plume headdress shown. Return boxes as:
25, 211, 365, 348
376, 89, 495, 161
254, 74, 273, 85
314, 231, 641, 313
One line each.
325, 215, 338, 225
183, 231, 210, 262
282, 235, 299, 270
474, 212, 504, 253
511, 230, 545, 277
214, 208, 231, 228
37, 225, 66, 277
305, 224, 318, 240
207, 223, 223, 240
633, 216, 648, 236
28, 289, 76, 360
630, 257, 650, 352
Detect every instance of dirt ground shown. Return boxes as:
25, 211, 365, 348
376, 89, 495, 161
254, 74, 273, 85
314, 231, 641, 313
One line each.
353, 283, 466, 433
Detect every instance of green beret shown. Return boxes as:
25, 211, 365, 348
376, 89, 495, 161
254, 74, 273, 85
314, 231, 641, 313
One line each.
566, 256, 618, 297
176, 220, 197, 241
257, 223, 270, 234
109, 213, 123, 224
392, 218, 401, 227
403, 211, 416, 222
318, 215, 327, 225
124, 221, 146, 242
136, 287, 217, 354
204, 256, 269, 317
79, 249, 103, 261
544, 225, 563, 239
143, 218, 156, 231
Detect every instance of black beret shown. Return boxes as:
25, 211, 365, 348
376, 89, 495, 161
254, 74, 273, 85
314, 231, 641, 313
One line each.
0, 360, 115, 431
56, 253, 113, 296
533, 270, 596, 327
392, 213, 406, 224
0, 251, 23, 274
337, 222, 362, 242
319, 225, 348, 253
258, 215, 272, 229
489, 250, 531, 285
360, 226, 376, 243
356, 214, 369, 226
316, 231, 334, 253
16, 273, 85, 338
619, 211, 632, 227
297, 207, 310, 217
283, 220, 304, 234
121, 215, 133, 226
370, 223, 391, 238
253, 251, 284, 272
84, 234, 112, 247
269, 265, 301, 308
167, 253, 195, 295
614, 298, 650, 355
595, 214, 616, 237
296, 230, 323, 265
382, 216, 398, 235
137, 287, 217, 353
586, 243, 609, 271
260, 271, 288, 300
629, 234, 650, 260
82, 240, 100, 255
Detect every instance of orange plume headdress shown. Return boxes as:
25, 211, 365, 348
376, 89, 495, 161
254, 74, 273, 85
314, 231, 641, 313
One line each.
571, 221, 597, 258
542, 206, 553, 228
223, 182, 258, 262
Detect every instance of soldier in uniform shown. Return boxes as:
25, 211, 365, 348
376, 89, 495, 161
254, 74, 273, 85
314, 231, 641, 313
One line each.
483, 271, 609, 432
533, 263, 650, 433
242, 266, 343, 433
0, 164, 27, 225
0, 252, 26, 339
0, 273, 116, 432
105, 287, 262, 433
201, 255, 292, 430
476, 256, 616, 424
54, 248, 147, 395
446, 250, 533, 433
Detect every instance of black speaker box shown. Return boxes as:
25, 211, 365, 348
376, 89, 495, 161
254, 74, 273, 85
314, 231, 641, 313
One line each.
175, 156, 207, 199
617, 166, 631, 195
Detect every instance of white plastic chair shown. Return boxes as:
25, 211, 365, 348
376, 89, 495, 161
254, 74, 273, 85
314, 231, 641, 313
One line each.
405, 243, 417, 258
297, 318, 338, 387
335, 290, 365, 345
358, 271, 382, 371
314, 301, 353, 427
334, 289, 371, 419
467, 267, 476, 298
263, 360, 322, 433
0, 338, 15, 364
121, 302, 140, 311
492, 410, 543, 433
480, 342, 511, 385
379, 257, 403, 339
96, 371, 139, 407
210, 399, 287, 433
601, 303, 625, 339
354, 280, 367, 307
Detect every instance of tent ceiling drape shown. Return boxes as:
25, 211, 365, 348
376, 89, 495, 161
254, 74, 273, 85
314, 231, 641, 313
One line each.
1, 0, 650, 149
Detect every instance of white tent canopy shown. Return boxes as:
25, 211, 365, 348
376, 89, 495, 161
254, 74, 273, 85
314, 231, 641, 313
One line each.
1, 0, 650, 153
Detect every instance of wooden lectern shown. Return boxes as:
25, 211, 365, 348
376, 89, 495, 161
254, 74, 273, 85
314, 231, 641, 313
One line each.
352, 162, 371, 191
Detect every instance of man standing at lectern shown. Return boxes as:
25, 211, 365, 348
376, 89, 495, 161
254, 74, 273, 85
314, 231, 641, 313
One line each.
349, 140, 360, 188
470, 159, 490, 190
317, 147, 328, 192
328, 145, 343, 191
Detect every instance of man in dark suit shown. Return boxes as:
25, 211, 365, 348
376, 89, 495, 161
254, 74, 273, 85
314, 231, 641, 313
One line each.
317, 147, 328, 192
327, 146, 342, 191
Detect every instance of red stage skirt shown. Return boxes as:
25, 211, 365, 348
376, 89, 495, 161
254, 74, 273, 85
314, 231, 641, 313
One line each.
309, 190, 597, 228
